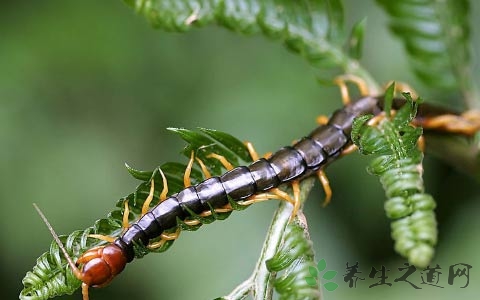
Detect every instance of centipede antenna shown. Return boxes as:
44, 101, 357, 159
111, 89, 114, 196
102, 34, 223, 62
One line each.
33, 203, 83, 280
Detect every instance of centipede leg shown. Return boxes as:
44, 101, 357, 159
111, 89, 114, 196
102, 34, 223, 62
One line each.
183, 204, 234, 225
245, 141, 260, 161
141, 179, 155, 216
184, 151, 195, 187
414, 110, 480, 135
418, 135, 426, 153
317, 170, 332, 207
88, 199, 131, 242
195, 157, 212, 179
316, 115, 329, 125
90, 199, 130, 241
207, 153, 234, 170
240, 188, 295, 208
158, 169, 168, 202
341, 144, 358, 156
122, 199, 130, 230
87, 234, 116, 243
148, 227, 182, 249
290, 180, 301, 221
245, 141, 273, 161
334, 74, 370, 105
242, 181, 300, 220
183, 219, 201, 226
367, 113, 386, 127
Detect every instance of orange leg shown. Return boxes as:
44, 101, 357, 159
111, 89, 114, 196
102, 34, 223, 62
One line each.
334, 74, 370, 105
245, 141, 260, 161
341, 144, 358, 156
87, 199, 130, 243
122, 199, 130, 230
184, 151, 195, 187
317, 170, 332, 207
148, 228, 182, 249
415, 111, 480, 136
241, 182, 301, 221
158, 169, 169, 202
141, 168, 169, 215
141, 179, 155, 216
290, 180, 301, 221
195, 157, 212, 179
367, 112, 386, 126
316, 115, 329, 125
237, 187, 296, 207
207, 153, 234, 171
87, 234, 116, 243
183, 219, 201, 226
244, 140, 273, 161
198, 204, 233, 217
418, 135, 426, 153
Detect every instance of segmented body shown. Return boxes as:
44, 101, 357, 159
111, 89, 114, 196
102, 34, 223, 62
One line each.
114, 96, 380, 262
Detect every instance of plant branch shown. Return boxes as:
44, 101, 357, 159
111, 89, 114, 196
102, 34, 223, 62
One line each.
221, 178, 316, 300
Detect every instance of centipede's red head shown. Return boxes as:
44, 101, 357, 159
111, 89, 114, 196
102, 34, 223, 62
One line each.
75, 244, 127, 288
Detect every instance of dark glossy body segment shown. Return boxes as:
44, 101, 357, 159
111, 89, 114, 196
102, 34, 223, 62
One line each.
117, 96, 379, 261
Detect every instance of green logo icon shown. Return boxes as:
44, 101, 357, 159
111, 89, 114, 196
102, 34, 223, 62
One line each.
305, 258, 339, 291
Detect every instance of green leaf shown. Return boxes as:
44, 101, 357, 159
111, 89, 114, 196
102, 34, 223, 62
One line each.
323, 281, 339, 291
347, 18, 366, 60
376, 0, 472, 93
322, 270, 338, 280
317, 258, 327, 272
384, 81, 395, 118
168, 127, 251, 175
124, 163, 153, 181
308, 266, 318, 277
199, 128, 252, 163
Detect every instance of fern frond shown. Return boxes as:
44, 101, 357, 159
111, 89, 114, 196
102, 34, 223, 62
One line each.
20, 128, 252, 300
123, 0, 380, 91
352, 85, 438, 268
266, 213, 321, 300
376, 0, 472, 96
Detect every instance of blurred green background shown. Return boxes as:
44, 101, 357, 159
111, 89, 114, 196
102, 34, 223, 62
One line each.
2, 1, 479, 299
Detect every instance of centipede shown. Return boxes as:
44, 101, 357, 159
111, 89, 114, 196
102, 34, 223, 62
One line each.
22, 81, 480, 300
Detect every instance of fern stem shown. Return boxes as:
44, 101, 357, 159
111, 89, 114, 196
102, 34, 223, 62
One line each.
252, 178, 316, 299
459, 79, 480, 109
222, 278, 252, 300
343, 60, 381, 94
222, 178, 316, 300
